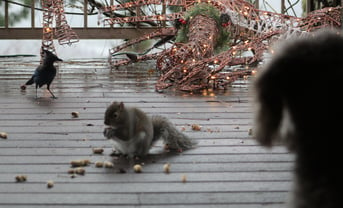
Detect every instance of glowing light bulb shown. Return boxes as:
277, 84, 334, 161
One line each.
45, 27, 52, 33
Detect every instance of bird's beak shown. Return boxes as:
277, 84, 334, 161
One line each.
57, 58, 63, 62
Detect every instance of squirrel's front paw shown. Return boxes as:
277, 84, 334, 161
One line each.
103, 127, 115, 138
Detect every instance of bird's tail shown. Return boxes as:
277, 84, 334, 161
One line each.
25, 76, 34, 85
151, 115, 196, 151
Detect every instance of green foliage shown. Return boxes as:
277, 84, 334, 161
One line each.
0, 0, 32, 27
168, 5, 183, 13
0, 0, 79, 27
175, 3, 231, 53
186, 3, 221, 22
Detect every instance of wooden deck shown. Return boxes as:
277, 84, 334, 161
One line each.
0, 57, 293, 208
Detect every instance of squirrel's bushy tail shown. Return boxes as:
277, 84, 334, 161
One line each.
151, 115, 196, 150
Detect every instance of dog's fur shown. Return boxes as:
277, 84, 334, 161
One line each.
254, 30, 343, 208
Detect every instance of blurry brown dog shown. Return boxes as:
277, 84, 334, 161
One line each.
254, 30, 343, 208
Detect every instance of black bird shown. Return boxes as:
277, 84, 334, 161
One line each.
22, 50, 62, 99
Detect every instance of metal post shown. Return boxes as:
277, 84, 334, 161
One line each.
162, 0, 166, 27
136, 4, 140, 28
84, 0, 88, 28
4, 0, 9, 28
110, 0, 114, 28
254, 0, 259, 9
306, 0, 311, 13
31, 0, 35, 28
281, 0, 285, 14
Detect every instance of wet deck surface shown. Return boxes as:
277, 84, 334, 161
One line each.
0, 57, 293, 208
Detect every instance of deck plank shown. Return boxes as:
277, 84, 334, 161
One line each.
0, 57, 292, 207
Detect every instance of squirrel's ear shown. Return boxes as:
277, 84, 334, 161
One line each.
119, 102, 124, 109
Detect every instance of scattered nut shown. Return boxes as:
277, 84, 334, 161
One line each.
92, 148, 104, 154
95, 161, 104, 168
133, 164, 142, 173
181, 174, 187, 183
104, 161, 114, 168
20, 85, 26, 90
0, 132, 8, 139
248, 128, 253, 136
47, 180, 54, 188
70, 159, 90, 167
68, 169, 76, 174
163, 163, 171, 174
191, 124, 201, 131
71, 111, 79, 118
75, 167, 85, 175
118, 168, 127, 174
15, 175, 27, 182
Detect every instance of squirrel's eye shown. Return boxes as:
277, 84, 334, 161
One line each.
113, 112, 118, 118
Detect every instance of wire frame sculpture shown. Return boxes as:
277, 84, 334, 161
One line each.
41, 0, 79, 57
102, 0, 342, 91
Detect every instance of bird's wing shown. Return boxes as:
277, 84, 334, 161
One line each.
34, 65, 43, 73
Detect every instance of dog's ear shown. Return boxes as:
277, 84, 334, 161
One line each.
254, 66, 283, 147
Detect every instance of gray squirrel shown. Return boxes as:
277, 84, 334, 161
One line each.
103, 102, 195, 157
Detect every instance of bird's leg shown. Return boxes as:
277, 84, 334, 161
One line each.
47, 85, 57, 99
48, 90, 57, 99
35, 85, 39, 99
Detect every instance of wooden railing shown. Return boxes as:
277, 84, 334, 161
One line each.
0, 0, 164, 39
0, 0, 330, 40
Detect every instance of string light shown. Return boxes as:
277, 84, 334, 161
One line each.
44, 27, 52, 33
41, 0, 79, 58
105, 0, 342, 91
